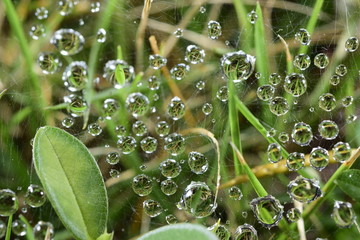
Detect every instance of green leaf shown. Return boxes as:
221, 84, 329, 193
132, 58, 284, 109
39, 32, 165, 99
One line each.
137, 223, 218, 240
115, 65, 126, 86
336, 169, 360, 202
255, 3, 269, 83
33, 126, 109, 240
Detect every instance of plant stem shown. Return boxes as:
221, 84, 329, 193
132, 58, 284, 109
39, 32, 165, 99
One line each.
5, 215, 12, 240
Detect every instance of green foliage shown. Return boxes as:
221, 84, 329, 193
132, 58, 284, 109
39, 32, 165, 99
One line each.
337, 169, 360, 202
33, 126, 110, 240
137, 223, 217, 240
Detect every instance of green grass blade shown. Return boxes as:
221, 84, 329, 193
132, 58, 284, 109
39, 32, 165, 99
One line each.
255, 3, 270, 83
5, 215, 12, 240
298, 0, 325, 54
233, 0, 252, 51
19, 215, 34, 240
115, 65, 126, 86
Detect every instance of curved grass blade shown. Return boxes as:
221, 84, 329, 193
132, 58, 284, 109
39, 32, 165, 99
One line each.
33, 126, 110, 240
137, 223, 217, 240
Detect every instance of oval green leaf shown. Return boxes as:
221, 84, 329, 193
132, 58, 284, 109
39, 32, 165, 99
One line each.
137, 223, 218, 240
33, 126, 108, 240
336, 169, 360, 202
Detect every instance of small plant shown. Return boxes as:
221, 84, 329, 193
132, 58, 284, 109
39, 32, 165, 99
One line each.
1, 0, 360, 240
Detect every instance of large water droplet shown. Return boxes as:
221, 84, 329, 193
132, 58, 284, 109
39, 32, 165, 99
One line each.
229, 186, 243, 200
87, 122, 102, 136
125, 92, 150, 118
318, 93, 336, 111
291, 122, 313, 146
284, 73, 307, 97
345, 37, 359, 52
159, 159, 181, 178
335, 64, 347, 76
234, 224, 258, 240
267, 143, 282, 163
164, 133, 186, 156
140, 136, 158, 154
185, 45, 205, 64
332, 142, 351, 163
50, 29, 85, 56
286, 208, 301, 222
33, 221, 54, 240
287, 176, 321, 203
269, 97, 289, 116
286, 152, 305, 171
106, 152, 120, 165
64, 94, 87, 117
160, 179, 178, 196
207, 20, 222, 39
62, 61, 88, 92
132, 174, 153, 196
0, 189, 18, 216
221, 51, 256, 82
38, 52, 62, 74
293, 54, 311, 71
149, 54, 167, 69
318, 120, 339, 140
314, 53, 329, 69
295, 28, 311, 45
188, 151, 208, 174
143, 199, 163, 218
132, 120, 147, 137
12, 219, 27, 236
25, 185, 46, 208
103, 59, 134, 88
332, 201, 355, 228
310, 147, 329, 171
167, 96, 185, 120
155, 121, 170, 137
208, 222, 231, 240
250, 195, 284, 228
269, 73, 282, 85
257, 85, 275, 101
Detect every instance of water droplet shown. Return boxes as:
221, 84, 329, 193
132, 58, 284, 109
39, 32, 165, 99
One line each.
208, 222, 231, 240
286, 208, 301, 222
140, 136, 158, 153
269, 97, 289, 116
102, 98, 119, 120
185, 45, 205, 64
267, 143, 282, 163
160, 159, 181, 178
269, 73, 282, 85
117, 136, 137, 154
202, 103, 213, 115
155, 121, 170, 137
12, 219, 27, 236
188, 151, 208, 174
286, 152, 305, 171
96, 28, 107, 43
103, 60, 134, 88
196, 81, 205, 90
247, 10, 258, 24
167, 97, 185, 120
199, 6, 206, 13
229, 186, 243, 200
257, 85, 275, 101
295, 28, 311, 45
291, 122, 313, 146
318, 93, 336, 111
341, 96, 353, 107
170, 63, 190, 80
266, 128, 276, 137
115, 125, 127, 137
207, 20, 222, 39
87, 122, 102, 136
29, 24, 46, 40
278, 132, 289, 143
149, 54, 167, 69
332, 201, 355, 228
221, 51, 256, 82
62, 61, 88, 91
0, 220, 5, 238
147, 76, 160, 90
346, 114, 357, 124
90, 2, 100, 13
143, 199, 163, 217
345, 37, 359, 52
50, 29, 85, 56
0, 189, 19, 216
287, 176, 321, 203
109, 169, 120, 178
132, 174, 153, 196
165, 214, 178, 224
284, 73, 307, 97
37, 52, 62, 74
330, 75, 340, 86
62, 117, 74, 128
106, 152, 120, 165
332, 142, 351, 163
25, 184, 46, 208
293, 54, 311, 70
160, 179, 178, 196
35, 7, 48, 20
335, 64, 347, 76
314, 53, 329, 69
132, 120, 147, 137
174, 28, 183, 38
310, 147, 329, 171
234, 224, 258, 240
57, 0, 74, 16
217, 86, 229, 102
250, 195, 284, 228
177, 181, 216, 218
125, 92, 150, 118
33, 221, 54, 240
318, 120, 339, 140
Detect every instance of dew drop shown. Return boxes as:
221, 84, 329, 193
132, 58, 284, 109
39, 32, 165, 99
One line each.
132, 174, 153, 196
155, 121, 170, 137
96, 28, 107, 43
318, 120, 339, 140
202, 103, 213, 115
332, 142, 351, 163
335, 64, 347, 76
207, 20, 222, 40
140, 136, 158, 153
148, 76, 160, 90
318, 93, 336, 111
117, 136, 137, 154
132, 120, 147, 137
295, 28, 311, 46
188, 151, 208, 174
284, 73, 307, 97
62, 117, 74, 128
63, 61, 88, 91
164, 133, 185, 156
267, 143, 282, 163
177, 181, 216, 218
12, 219, 27, 236
314, 53, 329, 69
0, 189, 18, 216
0, 220, 5, 238
291, 122, 313, 146
103, 60, 134, 88
310, 147, 329, 171
87, 122, 102, 136
345, 37, 359, 52
332, 201, 355, 228
293, 54, 311, 70
29, 24, 46, 40
115, 125, 127, 137
229, 186, 243, 200
185, 45, 205, 64
341, 96, 353, 107
102, 98, 119, 119
287, 176, 321, 203
167, 97, 185, 120
330, 75, 340, 86
143, 199, 163, 217
286, 208, 301, 222
35, 7, 48, 20
278, 132, 289, 143
165, 214, 178, 224
250, 195, 284, 228
286, 152, 305, 171
170, 63, 190, 80
25, 184, 46, 208
257, 85, 275, 101
269, 97, 289, 116
106, 152, 120, 165
90, 2, 101, 13
208, 222, 231, 240
234, 224, 258, 240
50, 29, 85, 56
37, 52, 62, 74
217, 86, 229, 102
33, 221, 54, 240
174, 28, 183, 38
247, 10, 258, 24
196, 80, 205, 91
125, 92, 149, 118
269, 73, 282, 85
149, 54, 167, 69
109, 169, 120, 178
159, 159, 181, 178
221, 51, 256, 82
160, 179, 178, 196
